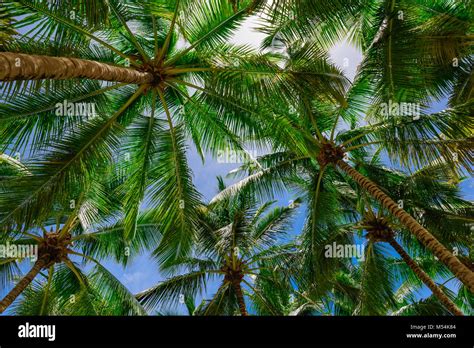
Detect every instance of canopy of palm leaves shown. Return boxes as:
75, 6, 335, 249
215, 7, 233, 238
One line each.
0, 0, 472, 316
136, 177, 300, 316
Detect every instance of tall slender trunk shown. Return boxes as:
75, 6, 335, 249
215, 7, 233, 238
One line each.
233, 282, 248, 316
336, 159, 474, 293
0, 257, 47, 313
387, 237, 464, 316
0, 52, 153, 84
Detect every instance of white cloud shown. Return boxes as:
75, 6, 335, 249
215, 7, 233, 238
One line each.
329, 38, 363, 82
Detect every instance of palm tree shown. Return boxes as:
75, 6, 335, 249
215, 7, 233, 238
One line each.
211, 69, 473, 292
349, 161, 473, 315
0, 0, 348, 270
8, 264, 145, 315
136, 177, 299, 316
0, 158, 160, 313
301, 265, 463, 316
0, 214, 155, 314
212, 100, 473, 292
334, 162, 473, 315
357, 208, 464, 316
251, 0, 474, 290
217, 147, 473, 314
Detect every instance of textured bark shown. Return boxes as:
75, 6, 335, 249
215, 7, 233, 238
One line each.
336, 159, 474, 293
233, 282, 248, 316
0, 257, 47, 313
0, 52, 154, 84
388, 237, 464, 316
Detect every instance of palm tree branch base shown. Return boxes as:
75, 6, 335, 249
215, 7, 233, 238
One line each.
0, 52, 153, 84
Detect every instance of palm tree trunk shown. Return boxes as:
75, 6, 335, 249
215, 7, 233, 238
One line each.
387, 237, 464, 316
0, 52, 153, 84
336, 159, 474, 293
233, 282, 248, 316
0, 257, 47, 313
